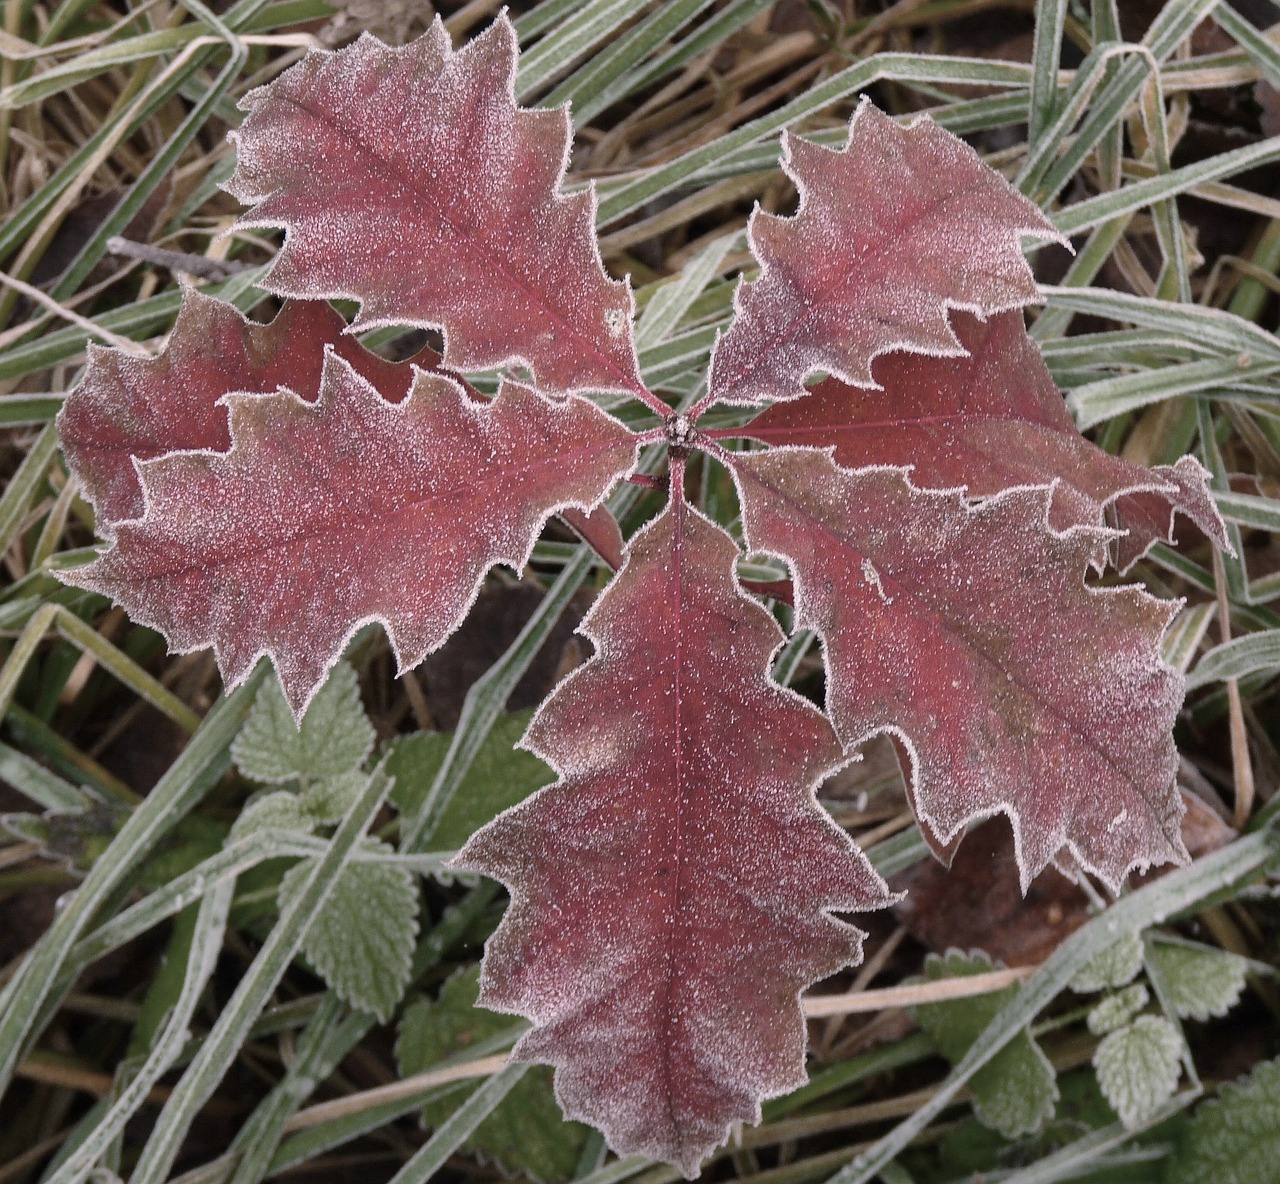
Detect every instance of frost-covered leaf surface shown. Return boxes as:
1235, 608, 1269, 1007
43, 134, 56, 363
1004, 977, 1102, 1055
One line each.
731, 449, 1188, 891
1167, 1057, 1280, 1184
232, 662, 374, 784
912, 950, 1057, 1139
1093, 1014, 1182, 1128
1148, 940, 1248, 1021
1111, 458, 1234, 573
385, 710, 553, 850
454, 500, 892, 1175
229, 790, 314, 841
58, 291, 414, 532
706, 102, 1063, 408
227, 16, 643, 397
1087, 983, 1150, 1036
70, 357, 636, 715
299, 770, 368, 825
279, 837, 419, 1021
398, 966, 589, 1183
740, 311, 1228, 564
1069, 931, 1145, 994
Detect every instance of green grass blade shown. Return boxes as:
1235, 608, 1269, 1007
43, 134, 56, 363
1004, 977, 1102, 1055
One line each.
0, 665, 266, 1099
1054, 135, 1280, 239
635, 231, 741, 349
126, 764, 394, 1184
1028, 0, 1067, 140
516, 0, 655, 99
546, 0, 714, 123
0, 739, 90, 811
1213, 4, 1280, 89
0, 424, 57, 556
1068, 359, 1280, 429
571, 0, 772, 128
44, 880, 234, 1184
595, 54, 1035, 226
1214, 490, 1280, 531
1035, 0, 1218, 203
386, 1063, 529, 1184
1187, 631, 1280, 690
1038, 287, 1280, 359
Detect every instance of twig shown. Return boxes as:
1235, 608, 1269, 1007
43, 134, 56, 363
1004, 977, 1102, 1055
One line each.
803, 965, 1036, 1018
282, 1053, 510, 1132
106, 237, 252, 280
1213, 548, 1256, 827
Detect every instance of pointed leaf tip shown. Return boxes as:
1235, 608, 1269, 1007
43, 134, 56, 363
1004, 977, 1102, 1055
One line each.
454, 503, 892, 1175
226, 15, 642, 397
707, 102, 1065, 409
68, 355, 636, 717
742, 310, 1228, 566
731, 450, 1188, 894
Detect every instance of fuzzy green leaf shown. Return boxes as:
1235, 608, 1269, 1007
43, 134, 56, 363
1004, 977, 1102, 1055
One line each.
1093, 1014, 1182, 1128
1167, 1057, 1280, 1184
230, 791, 314, 841
299, 769, 368, 826
385, 711, 553, 850
1070, 931, 1144, 993
232, 662, 375, 785
397, 966, 589, 1182
914, 951, 1058, 1138
279, 837, 419, 1021
1147, 940, 1248, 1021
1087, 983, 1150, 1036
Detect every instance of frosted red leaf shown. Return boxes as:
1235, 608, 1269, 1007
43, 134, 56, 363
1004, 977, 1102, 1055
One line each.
1111, 456, 1232, 572
68, 354, 636, 715
740, 311, 1229, 567
58, 290, 415, 533
705, 102, 1065, 409
731, 448, 1189, 893
226, 15, 643, 397
453, 497, 892, 1175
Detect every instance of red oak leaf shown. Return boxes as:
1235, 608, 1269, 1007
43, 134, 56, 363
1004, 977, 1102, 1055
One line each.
57, 291, 415, 533
68, 354, 636, 715
738, 311, 1229, 568
454, 496, 892, 1175
730, 449, 1188, 893
1111, 456, 1232, 572
226, 15, 644, 397
704, 101, 1064, 410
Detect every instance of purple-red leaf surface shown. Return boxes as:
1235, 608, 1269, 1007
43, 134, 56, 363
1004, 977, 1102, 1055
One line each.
454, 497, 892, 1175
57, 291, 414, 533
226, 15, 643, 397
68, 355, 636, 715
705, 101, 1065, 409
739, 311, 1229, 567
731, 449, 1188, 892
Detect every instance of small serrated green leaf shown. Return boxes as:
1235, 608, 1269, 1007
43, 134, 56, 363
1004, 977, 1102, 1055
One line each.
914, 951, 1058, 1139
1147, 940, 1247, 1021
300, 769, 367, 825
279, 838, 419, 1022
230, 791, 314, 841
1070, 931, 1144, 993
1167, 1056, 1280, 1184
1087, 983, 1150, 1036
232, 662, 375, 785
385, 711, 554, 849
1094, 1014, 1182, 1128
398, 966, 589, 1182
